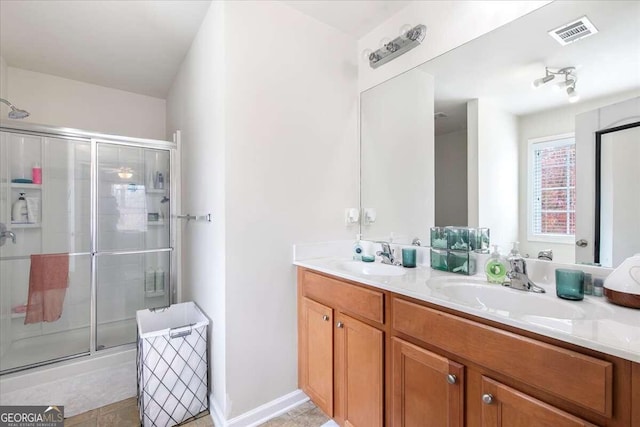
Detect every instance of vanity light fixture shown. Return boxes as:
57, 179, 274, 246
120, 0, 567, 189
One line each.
365, 24, 427, 69
532, 67, 579, 103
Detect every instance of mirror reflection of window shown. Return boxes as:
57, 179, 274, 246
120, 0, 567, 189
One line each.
528, 134, 575, 243
111, 184, 147, 232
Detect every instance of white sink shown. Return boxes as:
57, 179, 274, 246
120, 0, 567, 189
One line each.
337, 261, 407, 277
429, 278, 614, 320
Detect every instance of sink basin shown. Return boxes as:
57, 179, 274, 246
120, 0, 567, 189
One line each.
336, 261, 407, 277
429, 278, 614, 320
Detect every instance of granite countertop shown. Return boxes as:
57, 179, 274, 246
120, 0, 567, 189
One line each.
294, 255, 640, 363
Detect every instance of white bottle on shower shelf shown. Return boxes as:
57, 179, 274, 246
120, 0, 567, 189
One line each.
155, 268, 165, 292
12, 192, 28, 223
145, 268, 156, 292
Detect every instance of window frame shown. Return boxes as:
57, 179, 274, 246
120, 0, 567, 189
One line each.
527, 132, 576, 244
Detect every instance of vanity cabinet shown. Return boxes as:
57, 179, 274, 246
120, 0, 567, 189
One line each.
391, 337, 464, 427
298, 269, 384, 427
297, 267, 636, 427
480, 377, 595, 427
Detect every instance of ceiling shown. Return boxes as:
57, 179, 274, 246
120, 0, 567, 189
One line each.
418, 1, 640, 136
0, 0, 408, 99
0, 0, 212, 99
282, 0, 410, 38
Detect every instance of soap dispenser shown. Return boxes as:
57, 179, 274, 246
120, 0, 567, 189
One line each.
353, 234, 363, 261
12, 192, 29, 223
485, 245, 507, 284
507, 241, 526, 275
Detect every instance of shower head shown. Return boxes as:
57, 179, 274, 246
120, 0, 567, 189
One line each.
0, 98, 30, 120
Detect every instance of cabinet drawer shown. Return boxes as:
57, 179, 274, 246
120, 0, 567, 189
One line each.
300, 270, 384, 324
392, 297, 612, 416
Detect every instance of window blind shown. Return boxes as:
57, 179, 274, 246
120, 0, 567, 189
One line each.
531, 137, 576, 236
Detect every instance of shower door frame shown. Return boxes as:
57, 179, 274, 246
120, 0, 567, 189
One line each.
0, 122, 179, 373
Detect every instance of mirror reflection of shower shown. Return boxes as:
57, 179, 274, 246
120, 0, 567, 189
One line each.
0, 98, 30, 119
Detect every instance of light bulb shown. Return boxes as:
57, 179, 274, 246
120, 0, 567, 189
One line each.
362, 49, 373, 62
567, 86, 580, 103
379, 37, 391, 49
532, 74, 554, 88
399, 24, 412, 38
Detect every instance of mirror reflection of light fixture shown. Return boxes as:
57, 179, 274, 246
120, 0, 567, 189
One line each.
532, 67, 579, 103
364, 24, 427, 69
118, 167, 133, 179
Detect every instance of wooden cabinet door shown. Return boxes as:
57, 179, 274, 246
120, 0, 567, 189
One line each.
391, 338, 464, 427
480, 377, 596, 427
335, 313, 383, 427
300, 297, 334, 416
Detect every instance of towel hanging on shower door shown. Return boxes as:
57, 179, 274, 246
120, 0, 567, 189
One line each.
25, 253, 70, 324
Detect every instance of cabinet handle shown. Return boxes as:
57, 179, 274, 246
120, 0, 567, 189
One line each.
322, 315, 329, 321
482, 394, 494, 405
446, 374, 457, 384
336, 321, 344, 328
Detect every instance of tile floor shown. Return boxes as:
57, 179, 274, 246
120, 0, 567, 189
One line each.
64, 397, 213, 427
64, 397, 330, 427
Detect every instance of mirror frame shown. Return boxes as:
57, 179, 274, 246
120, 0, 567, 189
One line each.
594, 120, 640, 264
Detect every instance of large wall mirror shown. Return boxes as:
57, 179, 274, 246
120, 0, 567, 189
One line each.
360, 1, 640, 267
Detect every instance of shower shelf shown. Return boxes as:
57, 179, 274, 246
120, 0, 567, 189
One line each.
146, 189, 165, 194
144, 290, 165, 298
10, 183, 41, 190
11, 223, 41, 229
147, 221, 165, 227
11, 312, 26, 319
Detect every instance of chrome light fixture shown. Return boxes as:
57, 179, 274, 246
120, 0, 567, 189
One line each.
532, 67, 579, 103
0, 98, 30, 119
366, 24, 427, 69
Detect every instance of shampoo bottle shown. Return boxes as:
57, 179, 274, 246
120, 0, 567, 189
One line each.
353, 234, 363, 261
11, 193, 28, 223
485, 245, 507, 284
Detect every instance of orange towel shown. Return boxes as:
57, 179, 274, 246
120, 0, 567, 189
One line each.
25, 253, 70, 324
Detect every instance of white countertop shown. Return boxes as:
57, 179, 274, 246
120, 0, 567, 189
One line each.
294, 256, 640, 363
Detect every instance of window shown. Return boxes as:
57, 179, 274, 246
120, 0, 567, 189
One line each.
528, 134, 575, 243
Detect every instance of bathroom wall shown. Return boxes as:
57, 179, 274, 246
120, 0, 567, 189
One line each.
0, 56, 7, 116
357, 1, 550, 91
167, 0, 358, 421
166, 0, 227, 419
518, 90, 640, 263
435, 129, 467, 227
467, 99, 518, 249
5, 67, 166, 140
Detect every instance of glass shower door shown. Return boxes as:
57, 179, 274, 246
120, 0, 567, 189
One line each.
0, 132, 91, 373
95, 142, 172, 349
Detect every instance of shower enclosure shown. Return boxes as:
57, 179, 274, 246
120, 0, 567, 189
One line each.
0, 123, 177, 374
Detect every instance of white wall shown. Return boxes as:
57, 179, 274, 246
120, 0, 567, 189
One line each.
165, 0, 227, 418
468, 99, 518, 250
224, 0, 357, 417
357, 1, 550, 91
166, 0, 358, 421
361, 68, 434, 242
6, 67, 166, 140
435, 129, 467, 226
0, 56, 7, 113
518, 90, 640, 263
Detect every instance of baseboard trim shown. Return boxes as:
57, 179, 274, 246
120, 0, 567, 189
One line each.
212, 389, 309, 427
209, 394, 227, 427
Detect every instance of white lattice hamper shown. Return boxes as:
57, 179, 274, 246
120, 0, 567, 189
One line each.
137, 302, 209, 427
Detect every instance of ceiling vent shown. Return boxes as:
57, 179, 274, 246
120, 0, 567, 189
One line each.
548, 16, 598, 46
434, 112, 448, 119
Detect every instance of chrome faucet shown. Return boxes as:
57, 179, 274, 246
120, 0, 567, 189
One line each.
505, 256, 545, 293
376, 242, 401, 266
538, 249, 553, 261
0, 223, 17, 246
